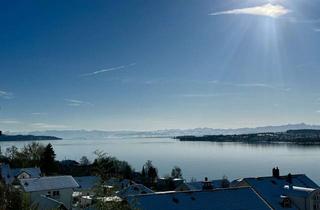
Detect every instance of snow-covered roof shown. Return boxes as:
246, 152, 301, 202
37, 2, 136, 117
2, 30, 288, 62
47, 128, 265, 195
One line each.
283, 185, 318, 197
128, 187, 273, 210
73, 176, 100, 191
20, 176, 79, 192
117, 184, 154, 198
242, 174, 319, 210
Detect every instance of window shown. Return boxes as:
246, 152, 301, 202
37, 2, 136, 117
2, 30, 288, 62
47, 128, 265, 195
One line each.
53, 191, 60, 197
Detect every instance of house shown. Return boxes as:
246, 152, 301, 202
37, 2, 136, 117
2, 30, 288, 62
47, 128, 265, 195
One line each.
117, 184, 154, 198
105, 177, 135, 190
20, 175, 79, 210
59, 159, 79, 167
175, 178, 230, 191
157, 177, 184, 190
0, 163, 41, 184
72, 176, 100, 209
283, 185, 320, 210
127, 187, 273, 210
73, 176, 100, 195
231, 169, 320, 210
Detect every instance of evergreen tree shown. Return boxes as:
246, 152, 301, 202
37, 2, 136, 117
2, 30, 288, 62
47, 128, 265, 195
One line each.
40, 143, 57, 175
141, 166, 146, 177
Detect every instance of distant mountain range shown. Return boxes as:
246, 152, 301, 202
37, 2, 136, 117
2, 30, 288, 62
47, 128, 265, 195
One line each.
9, 123, 320, 140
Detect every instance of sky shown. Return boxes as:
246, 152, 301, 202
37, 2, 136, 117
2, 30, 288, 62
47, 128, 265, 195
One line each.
1, 0, 320, 132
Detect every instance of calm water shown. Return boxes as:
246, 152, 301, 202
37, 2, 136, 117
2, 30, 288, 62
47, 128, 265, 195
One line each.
1, 138, 319, 184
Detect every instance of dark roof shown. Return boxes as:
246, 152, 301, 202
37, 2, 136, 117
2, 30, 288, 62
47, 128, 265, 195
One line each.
35, 195, 67, 210
73, 176, 100, 191
0, 164, 41, 184
242, 174, 319, 210
11, 168, 41, 178
128, 187, 273, 210
20, 176, 79, 192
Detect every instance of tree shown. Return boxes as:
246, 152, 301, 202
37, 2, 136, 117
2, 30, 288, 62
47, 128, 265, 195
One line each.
221, 175, 230, 188
21, 142, 45, 167
5, 146, 18, 160
80, 156, 90, 166
40, 143, 57, 175
0, 183, 22, 210
92, 150, 133, 180
141, 166, 146, 177
93, 181, 136, 210
143, 160, 158, 185
171, 166, 183, 179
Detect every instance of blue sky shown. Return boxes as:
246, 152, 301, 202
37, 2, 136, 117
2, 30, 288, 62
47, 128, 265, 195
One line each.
1, 0, 320, 131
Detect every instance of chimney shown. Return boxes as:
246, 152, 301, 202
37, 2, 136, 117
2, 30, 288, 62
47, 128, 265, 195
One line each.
272, 167, 280, 178
202, 177, 213, 190
286, 173, 292, 184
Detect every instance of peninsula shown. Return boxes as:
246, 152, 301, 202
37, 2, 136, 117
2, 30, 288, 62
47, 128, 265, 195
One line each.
174, 129, 320, 145
0, 132, 62, 141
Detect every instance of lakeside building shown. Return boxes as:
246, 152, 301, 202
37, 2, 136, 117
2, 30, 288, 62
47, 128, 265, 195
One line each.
128, 187, 273, 210
117, 183, 154, 198
20, 175, 79, 210
0, 163, 41, 185
73, 176, 100, 196
175, 177, 230, 191
105, 177, 135, 190
231, 168, 320, 210
72, 176, 100, 209
157, 177, 184, 190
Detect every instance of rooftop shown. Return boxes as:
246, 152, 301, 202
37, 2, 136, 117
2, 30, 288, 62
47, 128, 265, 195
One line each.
117, 184, 154, 198
20, 176, 79, 192
0, 163, 41, 184
240, 174, 319, 210
73, 176, 100, 191
128, 187, 273, 210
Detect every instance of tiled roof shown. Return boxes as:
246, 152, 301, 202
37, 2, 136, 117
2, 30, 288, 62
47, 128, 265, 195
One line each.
128, 187, 273, 210
20, 176, 79, 192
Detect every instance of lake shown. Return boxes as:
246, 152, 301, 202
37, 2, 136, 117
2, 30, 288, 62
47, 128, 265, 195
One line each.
1, 138, 319, 184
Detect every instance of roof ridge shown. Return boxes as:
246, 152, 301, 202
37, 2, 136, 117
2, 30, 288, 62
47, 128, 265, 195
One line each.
250, 186, 275, 210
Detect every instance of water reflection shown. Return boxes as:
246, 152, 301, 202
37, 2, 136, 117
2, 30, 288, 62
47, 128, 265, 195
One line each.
0, 138, 319, 184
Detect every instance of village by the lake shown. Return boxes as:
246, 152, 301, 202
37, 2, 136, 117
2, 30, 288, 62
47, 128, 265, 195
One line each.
2, 0, 320, 209
1, 130, 320, 210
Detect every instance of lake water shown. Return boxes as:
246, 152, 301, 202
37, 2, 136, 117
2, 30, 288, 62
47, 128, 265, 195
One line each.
1, 138, 319, 184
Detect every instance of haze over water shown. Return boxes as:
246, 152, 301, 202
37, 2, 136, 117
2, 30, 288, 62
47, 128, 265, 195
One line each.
1, 138, 319, 184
